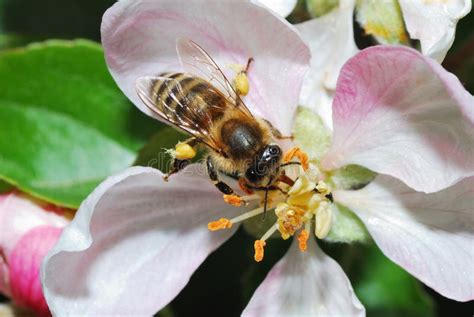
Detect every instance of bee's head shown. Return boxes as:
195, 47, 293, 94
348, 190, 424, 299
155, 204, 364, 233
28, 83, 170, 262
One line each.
245, 144, 282, 185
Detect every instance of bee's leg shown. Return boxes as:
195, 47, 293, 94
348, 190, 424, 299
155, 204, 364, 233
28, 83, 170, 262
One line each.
206, 156, 246, 206
244, 57, 254, 74
262, 119, 293, 140
163, 137, 198, 181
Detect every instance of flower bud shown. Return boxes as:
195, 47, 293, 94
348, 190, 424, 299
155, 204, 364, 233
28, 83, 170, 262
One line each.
0, 191, 70, 316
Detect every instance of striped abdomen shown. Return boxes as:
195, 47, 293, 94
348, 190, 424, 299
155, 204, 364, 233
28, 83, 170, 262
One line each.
151, 72, 228, 129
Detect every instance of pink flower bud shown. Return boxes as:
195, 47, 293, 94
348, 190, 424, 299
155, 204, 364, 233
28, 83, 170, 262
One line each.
0, 191, 70, 316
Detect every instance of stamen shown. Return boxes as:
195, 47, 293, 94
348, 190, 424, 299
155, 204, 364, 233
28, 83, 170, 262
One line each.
254, 240, 266, 262
207, 207, 264, 232
261, 223, 279, 241
315, 201, 332, 239
207, 218, 232, 231
275, 203, 306, 239
254, 223, 279, 262
229, 207, 264, 224
297, 229, 309, 252
283, 147, 309, 171
223, 194, 246, 206
316, 181, 331, 196
288, 175, 315, 196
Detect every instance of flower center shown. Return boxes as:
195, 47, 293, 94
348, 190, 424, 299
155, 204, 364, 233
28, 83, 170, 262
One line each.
207, 147, 333, 262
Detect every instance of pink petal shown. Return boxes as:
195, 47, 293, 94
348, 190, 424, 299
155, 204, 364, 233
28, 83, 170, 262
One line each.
322, 46, 474, 193
297, 0, 358, 129
399, 0, 472, 62
9, 226, 62, 317
334, 175, 474, 301
41, 165, 240, 315
242, 238, 365, 316
102, 0, 310, 134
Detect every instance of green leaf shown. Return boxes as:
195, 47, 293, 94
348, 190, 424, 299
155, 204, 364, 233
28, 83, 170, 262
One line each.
353, 244, 435, 317
0, 179, 12, 193
0, 40, 158, 207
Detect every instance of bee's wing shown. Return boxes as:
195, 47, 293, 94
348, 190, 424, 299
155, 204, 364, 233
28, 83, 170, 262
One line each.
135, 76, 223, 153
177, 38, 254, 119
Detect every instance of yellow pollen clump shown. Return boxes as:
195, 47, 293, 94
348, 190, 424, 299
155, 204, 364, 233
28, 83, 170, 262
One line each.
223, 194, 245, 206
207, 218, 232, 231
174, 142, 196, 160
254, 240, 266, 262
298, 230, 309, 252
234, 73, 250, 96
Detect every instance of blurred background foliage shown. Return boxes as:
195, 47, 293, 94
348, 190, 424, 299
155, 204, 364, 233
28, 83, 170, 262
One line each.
0, 0, 472, 316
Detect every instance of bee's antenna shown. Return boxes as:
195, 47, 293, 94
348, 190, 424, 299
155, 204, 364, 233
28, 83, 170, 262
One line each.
262, 177, 274, 220
262, 187, 269, 220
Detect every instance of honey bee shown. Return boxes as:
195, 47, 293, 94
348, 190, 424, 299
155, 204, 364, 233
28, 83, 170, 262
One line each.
136, 38, 296, 209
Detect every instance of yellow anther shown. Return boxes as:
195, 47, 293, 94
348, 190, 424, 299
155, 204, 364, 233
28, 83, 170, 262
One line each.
174, 142, 196, 160
234, 72, 250, 96
207, 218, 232, 231
287, 191, 313, 208
316, 181, 331, 196
308, 194, 323, 211
298, 230, 309, 252
283, 147, 309, 171
288, 175, 316, 196
254, 240, 266, 262
315, 201, 332, 239
223, 194, 245, 206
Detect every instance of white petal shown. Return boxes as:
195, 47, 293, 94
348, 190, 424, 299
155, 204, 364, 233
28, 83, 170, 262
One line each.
399, 0, 472, 62
334, 175, 474, 301
41, 165, 240, 315
102, 0, 310, 135
322, 46, 474, 193
297, 0, 358, 130
258, 0, 297, 17
242, 238, 365, 317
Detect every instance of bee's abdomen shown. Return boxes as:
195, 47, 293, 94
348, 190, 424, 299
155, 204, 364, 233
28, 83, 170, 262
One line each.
151, 72, 227, 126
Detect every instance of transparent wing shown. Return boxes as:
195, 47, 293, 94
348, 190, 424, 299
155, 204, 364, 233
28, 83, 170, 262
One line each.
176, 38, 254, 118
135, 75, 223, 152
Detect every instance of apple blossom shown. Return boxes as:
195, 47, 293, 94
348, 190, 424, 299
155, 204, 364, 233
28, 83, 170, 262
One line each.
41, 0, 474, 316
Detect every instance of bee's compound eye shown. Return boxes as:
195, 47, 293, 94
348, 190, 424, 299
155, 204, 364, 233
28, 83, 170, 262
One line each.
245, 168, 260, 183
269, 145, 280, 156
